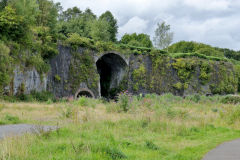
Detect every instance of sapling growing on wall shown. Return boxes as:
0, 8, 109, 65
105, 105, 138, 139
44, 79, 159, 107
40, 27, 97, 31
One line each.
153, 21, 174, 51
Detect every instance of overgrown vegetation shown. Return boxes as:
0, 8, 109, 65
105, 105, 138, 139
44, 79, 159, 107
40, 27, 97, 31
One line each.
1, 94, 240, 159
1, 0, 240, 98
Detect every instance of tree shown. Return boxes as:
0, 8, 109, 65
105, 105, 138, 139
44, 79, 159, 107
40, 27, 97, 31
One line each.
99, 11, 118, 42
153, 21, 174, 50
60, 6, 81, 21
37, 0, 59, 31
0, 0, 8, 11
9, 0, 39, 26
0, 6, 27, 42
120, 33, 153, 48
89, 19, 111, 42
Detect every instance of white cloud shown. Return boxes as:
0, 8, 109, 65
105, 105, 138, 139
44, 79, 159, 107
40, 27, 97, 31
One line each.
183, 0, 230, 11
54, 0, 240, 50
118, 17, 149, 37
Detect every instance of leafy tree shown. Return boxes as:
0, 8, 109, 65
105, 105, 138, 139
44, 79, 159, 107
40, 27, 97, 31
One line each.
83, 8, 96, 21
37, 0, 59, 32
0, 0, 8, 11
153, 21, 174, 50
57, 8, 97, 38
89, 19, 111, 42
99, 11, 118, 42
121, 33, 153, 48
8, 0, 38, 25
0, 6, 27, 42
60, 6, 81, 21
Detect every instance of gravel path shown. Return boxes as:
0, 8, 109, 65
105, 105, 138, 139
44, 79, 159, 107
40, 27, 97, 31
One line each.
0, 124, 57, 139
203, 139, 240, 160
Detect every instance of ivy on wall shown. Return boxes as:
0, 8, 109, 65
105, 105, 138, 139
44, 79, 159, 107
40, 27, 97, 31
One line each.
68, 49, 99, 94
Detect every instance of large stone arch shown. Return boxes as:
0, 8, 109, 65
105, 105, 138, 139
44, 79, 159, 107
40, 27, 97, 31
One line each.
75, 88, 95, 99
95, 51, 129, 65
96, 52, 128, 99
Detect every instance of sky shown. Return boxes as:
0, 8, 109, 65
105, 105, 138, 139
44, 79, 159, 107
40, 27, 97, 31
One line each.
53, 0, 240, 50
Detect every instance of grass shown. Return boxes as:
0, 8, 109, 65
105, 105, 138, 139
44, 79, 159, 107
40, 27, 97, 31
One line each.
1, 94, 240, 159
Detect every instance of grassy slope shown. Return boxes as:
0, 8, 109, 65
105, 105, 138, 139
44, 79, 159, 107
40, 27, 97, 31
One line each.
1, 94, 240, 160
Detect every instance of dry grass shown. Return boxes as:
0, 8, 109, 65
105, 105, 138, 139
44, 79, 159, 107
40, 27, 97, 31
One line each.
0, 95, 240, 160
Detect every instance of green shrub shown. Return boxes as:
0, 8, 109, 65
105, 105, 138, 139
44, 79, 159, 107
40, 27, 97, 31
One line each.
186, 94, 201, 103
66, 33, 93, 49
74, 96, 88, 106
221, 95, 240, 104
73, 97, 99, 108
26, 91, 54, 102
117, 91, 131, 112
145, 140, 159, 150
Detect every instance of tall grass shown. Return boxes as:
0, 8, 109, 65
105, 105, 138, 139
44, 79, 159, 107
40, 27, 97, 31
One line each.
1, 94, 240, 160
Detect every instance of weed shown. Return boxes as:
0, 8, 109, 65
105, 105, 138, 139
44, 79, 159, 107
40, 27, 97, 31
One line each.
0, 104, 5, 112
117, 91, 131, 112
211, 108, 219, 113
145, 140, 159, 150
104, 147, 127, 160
61, 106, 74, 118
228, 106, 240, 124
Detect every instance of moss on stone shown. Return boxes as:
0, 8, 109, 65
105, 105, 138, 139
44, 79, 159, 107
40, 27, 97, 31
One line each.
54, 74, 61, 82
173, 82, 183, 90
132, 64, 147, 92
210, 62, 237, 94
68, 49, 99, 94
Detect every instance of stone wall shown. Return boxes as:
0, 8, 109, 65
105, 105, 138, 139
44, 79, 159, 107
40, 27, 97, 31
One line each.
11, 45, 238, 98
12, 67, 47, 95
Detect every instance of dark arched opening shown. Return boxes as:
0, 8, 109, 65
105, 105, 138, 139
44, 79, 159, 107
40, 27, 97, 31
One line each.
77, 91, 93, 98
96, 53, 127, 99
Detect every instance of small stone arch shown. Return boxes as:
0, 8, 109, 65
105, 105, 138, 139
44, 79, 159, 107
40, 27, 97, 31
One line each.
75, 88, 95, 99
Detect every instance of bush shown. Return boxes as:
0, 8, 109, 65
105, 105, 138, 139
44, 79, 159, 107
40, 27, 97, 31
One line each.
73, 96, 99, 108
117, 91, 131, 112
66, 33, 93, 49
186, 94, 201, 103
74, 96, 88, 106
221, 95, 240, 104
145, 140, 159, 150
13, 91, 54, 102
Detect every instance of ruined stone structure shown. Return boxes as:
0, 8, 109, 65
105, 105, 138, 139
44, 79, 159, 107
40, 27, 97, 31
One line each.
11, 45, 239, 99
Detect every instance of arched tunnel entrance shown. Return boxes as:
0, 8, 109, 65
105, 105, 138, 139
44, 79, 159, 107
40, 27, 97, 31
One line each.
77, 91, 93, 98
96, 53, 128, 99
75, 88, 95, 99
